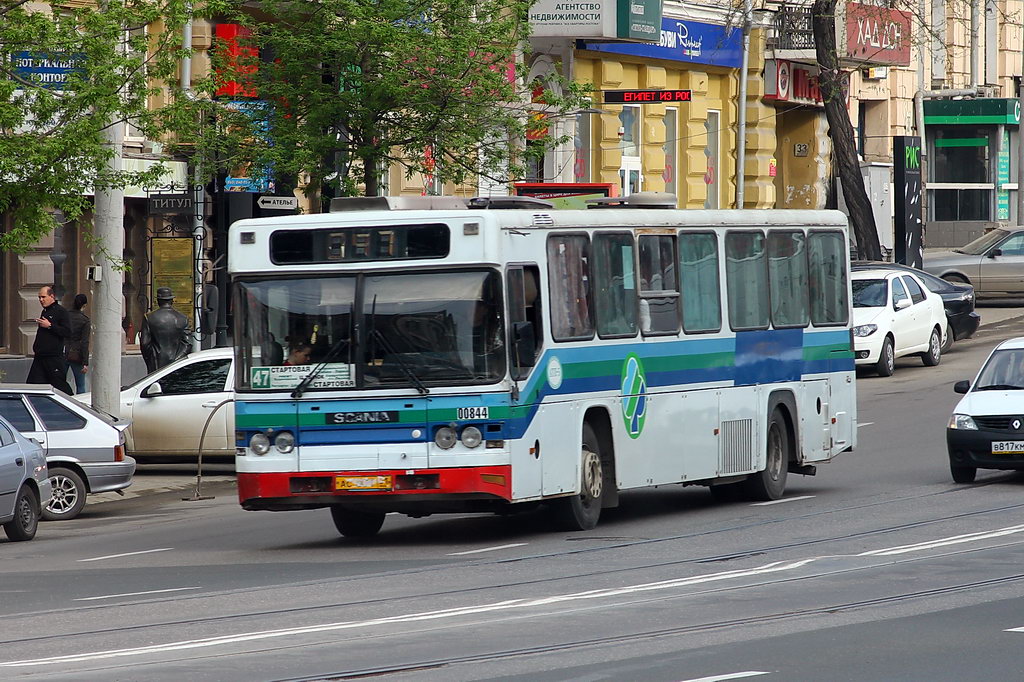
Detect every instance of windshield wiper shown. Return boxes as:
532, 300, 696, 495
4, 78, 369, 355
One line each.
975, 383, 1024, 391
371, 328, 429, 395
291, 334, 351, 399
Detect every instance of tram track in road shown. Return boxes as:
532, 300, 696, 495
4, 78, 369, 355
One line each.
3, 484, 1024, 651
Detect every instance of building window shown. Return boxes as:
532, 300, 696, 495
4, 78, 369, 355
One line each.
574, 108, 591, 182
619, 105, 642, 196
704, 111, 720, 209
663, 108, 677, 197
928, 125, 994, 221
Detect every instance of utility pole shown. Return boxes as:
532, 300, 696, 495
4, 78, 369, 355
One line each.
734, 0, 752, 209
92, 120, 126, 417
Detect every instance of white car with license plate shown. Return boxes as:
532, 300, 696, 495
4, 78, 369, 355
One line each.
79, 348, 235, 462
947, 337, 1024, 482
851, 268, 946, 377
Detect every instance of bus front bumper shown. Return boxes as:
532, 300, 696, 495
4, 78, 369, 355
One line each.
238, 466, 514, 512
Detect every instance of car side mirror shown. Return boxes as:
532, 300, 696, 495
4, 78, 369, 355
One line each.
142, 381, 163, 398
989, 248, 1002, 258
512, 321, 537, 369
954, 380, 971, 394
894, 298, 911, 311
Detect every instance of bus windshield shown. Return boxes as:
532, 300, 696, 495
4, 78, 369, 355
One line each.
235, 269, 505, 391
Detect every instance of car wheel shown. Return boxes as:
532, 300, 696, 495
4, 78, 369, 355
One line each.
875, 336, 895, 377
950, 463, 977, 484
941, 322, 954, 354
922, 328, 942, 367
550, 422, 604, 531
3, 485, 39, 541
330, 507, 385, 538
42, 467, 87, 521
943, 274, 969, 285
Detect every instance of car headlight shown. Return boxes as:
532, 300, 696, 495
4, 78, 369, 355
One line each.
274, 431, 295, 453
948, 414, 978, 430
460, 426, 483, 449
435, 425, 457, 449
249, 432, 271, 455
853, 324, 878, 337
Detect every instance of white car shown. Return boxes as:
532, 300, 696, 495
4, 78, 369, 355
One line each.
851, 268, 946, 377
80, 348, 235, 462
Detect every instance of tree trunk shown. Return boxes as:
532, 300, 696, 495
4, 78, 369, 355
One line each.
811, 0, 882, 261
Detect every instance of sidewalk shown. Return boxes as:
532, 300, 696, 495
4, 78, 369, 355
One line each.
87, 463, 236, 506
975, 300, 1024, 328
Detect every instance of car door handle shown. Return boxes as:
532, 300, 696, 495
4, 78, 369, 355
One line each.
202, 401, 218, 408
15, 458, 23, 466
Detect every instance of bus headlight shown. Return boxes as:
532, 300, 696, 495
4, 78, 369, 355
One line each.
250, 432, 271, 455
435, 426, 457, 449
948, 414, 978, 430
853, 324, 877, 337
461, 426, 483, 449
275, 431, 295, 453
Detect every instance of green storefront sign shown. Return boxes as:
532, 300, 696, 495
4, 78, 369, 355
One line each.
923, 98, 1021, 125
616, 0, 660, 40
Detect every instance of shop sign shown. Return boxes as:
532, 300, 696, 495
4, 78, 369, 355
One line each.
529, 0, 661, 42
893, 136, 923, 268
998, 129, 1011, 221
581, 17, 742, 68
923, 98, 1021, 125
148, 193, 194, 215
845, 2, 911, 66
12, 51, 86, 90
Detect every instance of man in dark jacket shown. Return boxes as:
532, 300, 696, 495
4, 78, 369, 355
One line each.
27, 285, 73, 393
67, 293, 91, 394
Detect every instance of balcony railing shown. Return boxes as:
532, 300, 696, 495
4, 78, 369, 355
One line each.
773, 4, 815, 50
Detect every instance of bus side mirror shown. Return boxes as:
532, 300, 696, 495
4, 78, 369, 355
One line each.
954, 380, 971, 394
512, 321, 536, 368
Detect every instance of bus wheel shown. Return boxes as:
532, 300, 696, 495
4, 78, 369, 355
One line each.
552, 423, 603, 531
330, 507, 385, 538
744, 409, 789, 501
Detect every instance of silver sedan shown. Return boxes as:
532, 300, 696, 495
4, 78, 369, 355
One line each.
0, 386, 135, 521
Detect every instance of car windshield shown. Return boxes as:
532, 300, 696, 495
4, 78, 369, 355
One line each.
955, 228, 1011, 255
852, 279, 888, 307
974, 349, 1024, 390
234, 269, 505, 391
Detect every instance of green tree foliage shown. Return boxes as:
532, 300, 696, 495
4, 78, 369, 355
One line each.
0, 0, 193, 250
178, 0, 589, 201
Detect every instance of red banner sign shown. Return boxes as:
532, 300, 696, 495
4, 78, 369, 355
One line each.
845, 2, 911, 66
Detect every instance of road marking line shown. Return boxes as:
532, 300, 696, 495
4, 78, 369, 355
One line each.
77, 548, 173, 563
751, 495, 815, 506
680, 673, 770, 682
1005, 627, 1024, 633
447, 543, 528, 556
857, 422, 874, 427
0, 559, 817, 667
859, 524, 1024, 556
74, 587, 200, 602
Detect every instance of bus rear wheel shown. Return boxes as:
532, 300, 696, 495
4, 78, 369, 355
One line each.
551, 423, 603, 531
743, 409, 789, 501
330, 507, 386, 538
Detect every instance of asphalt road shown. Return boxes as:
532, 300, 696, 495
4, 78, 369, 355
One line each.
4, 317, 1024, 681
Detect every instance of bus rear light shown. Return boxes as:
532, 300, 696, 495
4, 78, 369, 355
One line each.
289, 477, 332, 493
395, 474, 439, 490
114, 445, 125, 462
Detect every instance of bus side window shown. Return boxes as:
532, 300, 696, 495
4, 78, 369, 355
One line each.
725, 231, 769, 330
638, 234, 680, 334
593, 233, 638, 338
808, 231, 850, 326
547, 235, 595, 341
679, 232, 722, 333
767, 230, 809, 328
507, 265, 543, 379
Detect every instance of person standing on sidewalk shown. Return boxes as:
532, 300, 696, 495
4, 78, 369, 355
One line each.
27, 285, 73, 394
66, 293, 91, 394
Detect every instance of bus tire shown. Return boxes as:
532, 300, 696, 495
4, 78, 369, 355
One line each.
330, 507, 385, 538
744, 409, 789, 501
551, 423, 603, 531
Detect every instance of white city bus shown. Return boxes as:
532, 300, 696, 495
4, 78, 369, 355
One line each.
229, 194, 856, 537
